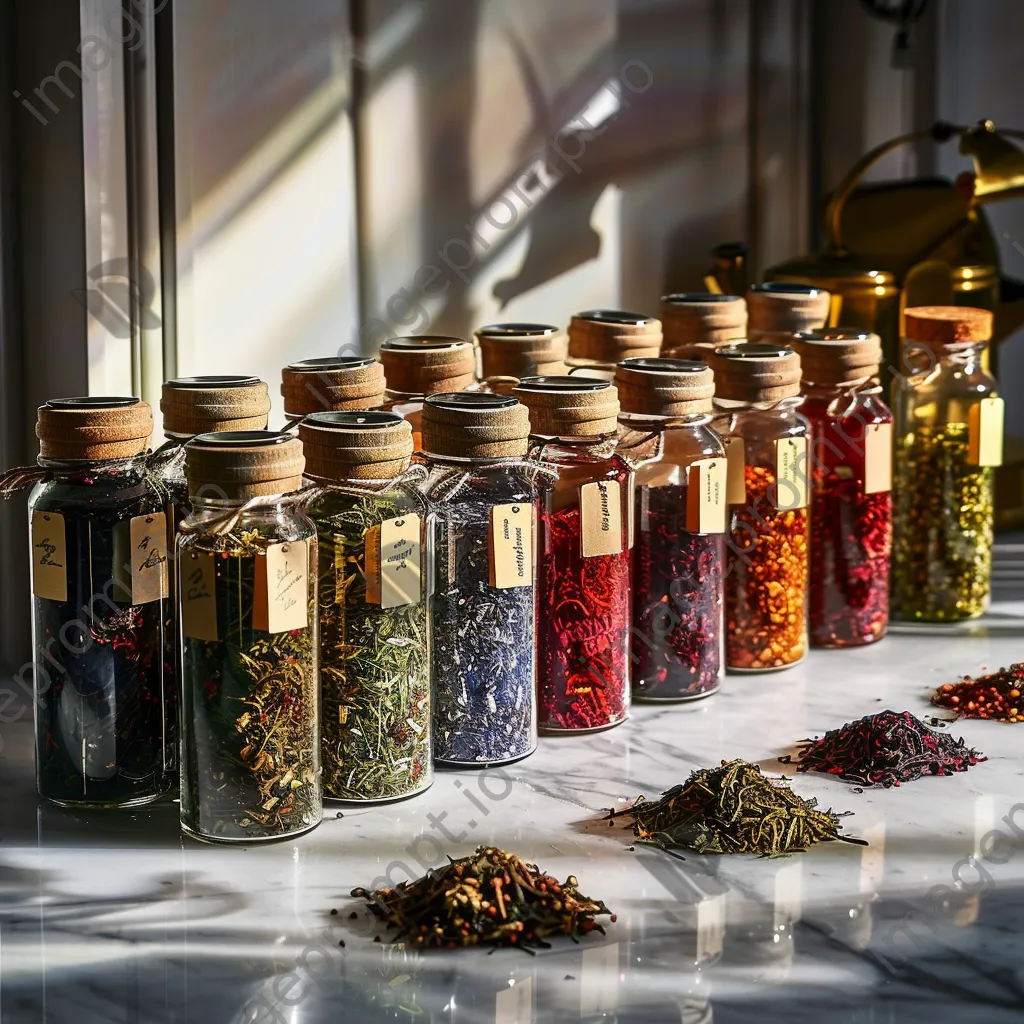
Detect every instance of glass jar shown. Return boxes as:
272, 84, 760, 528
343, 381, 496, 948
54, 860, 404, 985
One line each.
566, 310, 662, 379
615, 359, 727, 699
301, 411, 432, 802
659, 293, 747, 358
26, 397, 172, 807
178, 431, 320, 842
281, 357, 386, 422
420, 393, 540, 766
792, 330, 892, 647
380, 336, 476, 448
891, 306, 1001, 621
513, 376, 632, 730
709, 344, 810, 671
475, 323, 568, 379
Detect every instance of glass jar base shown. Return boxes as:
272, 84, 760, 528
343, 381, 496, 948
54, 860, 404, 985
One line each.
632, 686, 720, 703
435, 746, 536, 770
539, 714, 629, 735
810, 632, 886, 649
727, 659, 803, 674
43, 790, 170, 811
890, 608, 986, 624
180, 819, 322, 845
324, 781, 434, 806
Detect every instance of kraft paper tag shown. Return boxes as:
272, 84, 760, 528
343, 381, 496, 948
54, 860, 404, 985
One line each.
724, 436, 747, 505
129, 512, 169, 605
863, 423, 893, 495
580, 480, 623, 557
31, 510, 67, 602
488, 503, 533, 589
685, 458, 727, 535
181, 551, 218, 641
253, 541, 309, 634
364, 525, 382, 604
380, 514, 421, 608
968, 396, 1004, 467
775, 436, 808, 511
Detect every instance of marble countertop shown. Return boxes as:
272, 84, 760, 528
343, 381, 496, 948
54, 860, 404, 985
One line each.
4, 615, 1024, 1024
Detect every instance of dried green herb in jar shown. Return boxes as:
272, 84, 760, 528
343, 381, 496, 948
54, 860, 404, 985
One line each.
301, 411, 431, 803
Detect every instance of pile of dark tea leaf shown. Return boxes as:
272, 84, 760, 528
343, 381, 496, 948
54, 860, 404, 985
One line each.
606, 759, 865, 857
780, 710, 986, 788
351, 846, 615, 950
933, 664, 1024, 722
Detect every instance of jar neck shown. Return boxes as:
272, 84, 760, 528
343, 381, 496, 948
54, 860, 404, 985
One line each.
530, 431, 616, 445
191, 494, 295, 513
941, 341, 987, 366
618, 411, 712, 429
802, 379, 873, 400
39, 455, 147, 481
713, 395, 804, 413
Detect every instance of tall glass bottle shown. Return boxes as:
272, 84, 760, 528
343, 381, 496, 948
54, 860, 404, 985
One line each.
891, 306, 1000, 621
281, 357, 386, 422
616, 359, 727, 699
178, 432, 320, 842
379, 336, 476, 447
26, 397, 172, 807
419, 393, 539, 766
709, 344, 810, 671
565, 310, 662, 378
792, 329, 892, 647
513, 376, 632, 730
301, 411, 432, 802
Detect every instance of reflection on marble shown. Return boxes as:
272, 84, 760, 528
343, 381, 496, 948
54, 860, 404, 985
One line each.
3, 623, 1024, 1022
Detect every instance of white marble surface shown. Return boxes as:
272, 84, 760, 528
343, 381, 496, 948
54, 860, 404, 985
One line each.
3, 620, 1024, 1023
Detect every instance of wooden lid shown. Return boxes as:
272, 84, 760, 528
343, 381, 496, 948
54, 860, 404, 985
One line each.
299, 410, 413, 481
708, 343, 802, 402
790, 329, 882, 384
903, 305, 993, 347
568, 310, 662, 363
660, 293, 747, 355
513, 376, 620, 437
282, 358, 386, 416
420, 392, 530, 460
746, 282, 831, 342
161, 376, 271, 435
614, 357, 715, 416
380, 336, 476, 396
36, 397, 153, 461
476, 323, 568, 378
185, 431, 305, 500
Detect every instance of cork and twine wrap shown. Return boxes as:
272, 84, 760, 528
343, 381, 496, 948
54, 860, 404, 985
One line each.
746, 284, 831, 343
476, 323, 569, 378
568, 311, 662, 364
420, 393, 530, 460
660, 294, 748, 357
614, 358, 715, 417
380, 337, 476, 396
282, 358, 386, 416
160, 377, 271, 435
708, 343, 803, 403
513, 377, 620, 437
903, 305, 994, 351
790, 329, 882, 385
36, 398, 153, 461
185, 433, 305, 500
299, 412, 413, 481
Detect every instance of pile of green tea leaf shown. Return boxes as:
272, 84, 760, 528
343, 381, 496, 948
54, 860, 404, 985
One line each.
351, 845, 615, 950
607, 758, 866, 857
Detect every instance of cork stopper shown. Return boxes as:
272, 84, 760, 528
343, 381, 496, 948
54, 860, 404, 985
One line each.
299, 410, 413, 482
513, 376, 619, 438
380, 336, 476, 396
476, 323, 568, 378
420, 392, 530, 460
36, 397, 153, 461
161, 376, 271, 436
614, 358, 715, 417
708, 343, 803, 403
790, 329, 882, 385
746, 283, 831, 343
660, 293, 748, 356
282, 357, 386, 417
185, 431, 305, 500
903, 305, 994, 350
568, 310, 662, 364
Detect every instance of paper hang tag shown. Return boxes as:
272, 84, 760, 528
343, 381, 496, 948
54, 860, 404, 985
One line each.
129, 512, 169, 604
863, 422, 893, 495
775, 436, 808, 511
685, 458, 727, 535
181, 551, 218, 641
365, 514, 422, 608
580, 480, 623, 557
31, 510, 67, 602
724, 436, 747, 505
968, 396, 1004, 467
488, 503, 533, 589
253, 540, 309, 634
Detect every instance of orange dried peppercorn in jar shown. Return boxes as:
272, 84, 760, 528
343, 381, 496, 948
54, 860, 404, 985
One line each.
709, 343, 810, 672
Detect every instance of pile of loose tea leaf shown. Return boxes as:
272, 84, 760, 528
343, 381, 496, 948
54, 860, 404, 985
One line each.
780, 710, 986, 787
351, 846, 615, 950
933, 664, 1024, 722
606, 759, 865, 856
